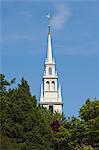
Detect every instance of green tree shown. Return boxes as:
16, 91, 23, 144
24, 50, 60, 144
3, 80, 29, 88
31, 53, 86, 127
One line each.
53, 99, 99, 150
53, 117, 77, 150
79, 99, 99, 148
1, 76, 53, 150
0, 74, 10, 91
74, 144, 95, 150
80, 98, 99, 121
1, 74, 99, 150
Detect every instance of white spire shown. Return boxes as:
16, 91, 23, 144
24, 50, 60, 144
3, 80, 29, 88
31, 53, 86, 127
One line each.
46, 13, 53, 63
39, 14, 63, 114
47, 33, 53, 63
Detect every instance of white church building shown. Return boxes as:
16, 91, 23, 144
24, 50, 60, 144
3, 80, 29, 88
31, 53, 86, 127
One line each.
40, 15, 63, 113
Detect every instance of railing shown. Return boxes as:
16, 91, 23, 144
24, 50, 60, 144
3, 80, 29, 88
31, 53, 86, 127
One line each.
45, 58, 55, 64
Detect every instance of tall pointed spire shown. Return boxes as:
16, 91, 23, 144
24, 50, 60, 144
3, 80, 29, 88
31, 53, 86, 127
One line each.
46, 13, 53, 63
40, 13, 63, 114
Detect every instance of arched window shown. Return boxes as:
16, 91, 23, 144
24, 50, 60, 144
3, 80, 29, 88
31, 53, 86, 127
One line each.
49, 105, 53, 113
49, 67, 52, 75
46, 81, 50, 91
52, 81, 55, 91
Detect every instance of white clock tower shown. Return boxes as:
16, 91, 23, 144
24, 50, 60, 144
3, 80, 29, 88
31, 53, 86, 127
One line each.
40, 14, 63, 113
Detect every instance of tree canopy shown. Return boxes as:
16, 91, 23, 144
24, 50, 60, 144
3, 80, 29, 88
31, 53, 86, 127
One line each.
0, 74, 99, 150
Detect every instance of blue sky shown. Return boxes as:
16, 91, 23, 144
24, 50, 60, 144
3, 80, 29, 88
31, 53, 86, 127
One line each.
1, 1, 99, 117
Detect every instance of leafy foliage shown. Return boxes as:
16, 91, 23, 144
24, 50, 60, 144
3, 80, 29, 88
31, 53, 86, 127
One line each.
0, 75, 53, 150
74, 144, 95, 150
80, 98, 99, 121
0, 74, 99, 150
53, 100, 99, 150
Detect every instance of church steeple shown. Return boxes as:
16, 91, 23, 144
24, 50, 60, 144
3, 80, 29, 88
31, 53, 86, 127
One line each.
47, 33, 53, 63
47, 13, 53, 63
40, 14, 63, 113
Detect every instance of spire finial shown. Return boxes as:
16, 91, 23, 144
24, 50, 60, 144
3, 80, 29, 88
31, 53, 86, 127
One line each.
46, 13, 51, 33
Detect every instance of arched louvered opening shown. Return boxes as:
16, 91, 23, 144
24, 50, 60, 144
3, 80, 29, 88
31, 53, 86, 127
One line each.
46, 81, 50, 91
52, 81, 55, 91
49, 67, 52, 75
49, 105, 53, 113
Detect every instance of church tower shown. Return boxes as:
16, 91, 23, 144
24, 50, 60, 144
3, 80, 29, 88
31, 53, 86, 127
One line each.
40, 14, 63, 113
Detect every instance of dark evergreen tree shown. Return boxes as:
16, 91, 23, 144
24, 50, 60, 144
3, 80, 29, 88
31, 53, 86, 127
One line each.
1, 75, 53, 150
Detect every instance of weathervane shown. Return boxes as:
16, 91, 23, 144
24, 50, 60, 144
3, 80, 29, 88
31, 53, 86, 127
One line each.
46, 13, 51, 33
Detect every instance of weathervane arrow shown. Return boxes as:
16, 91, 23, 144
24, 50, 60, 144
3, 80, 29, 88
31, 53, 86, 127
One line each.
46, 13, 51, 33
46, 13, 51, 19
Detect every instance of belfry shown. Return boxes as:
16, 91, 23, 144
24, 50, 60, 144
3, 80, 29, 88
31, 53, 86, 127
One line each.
40, 14, 63, 113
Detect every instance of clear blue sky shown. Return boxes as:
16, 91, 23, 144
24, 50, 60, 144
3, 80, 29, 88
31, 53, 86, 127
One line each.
1, 1, 99, 117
